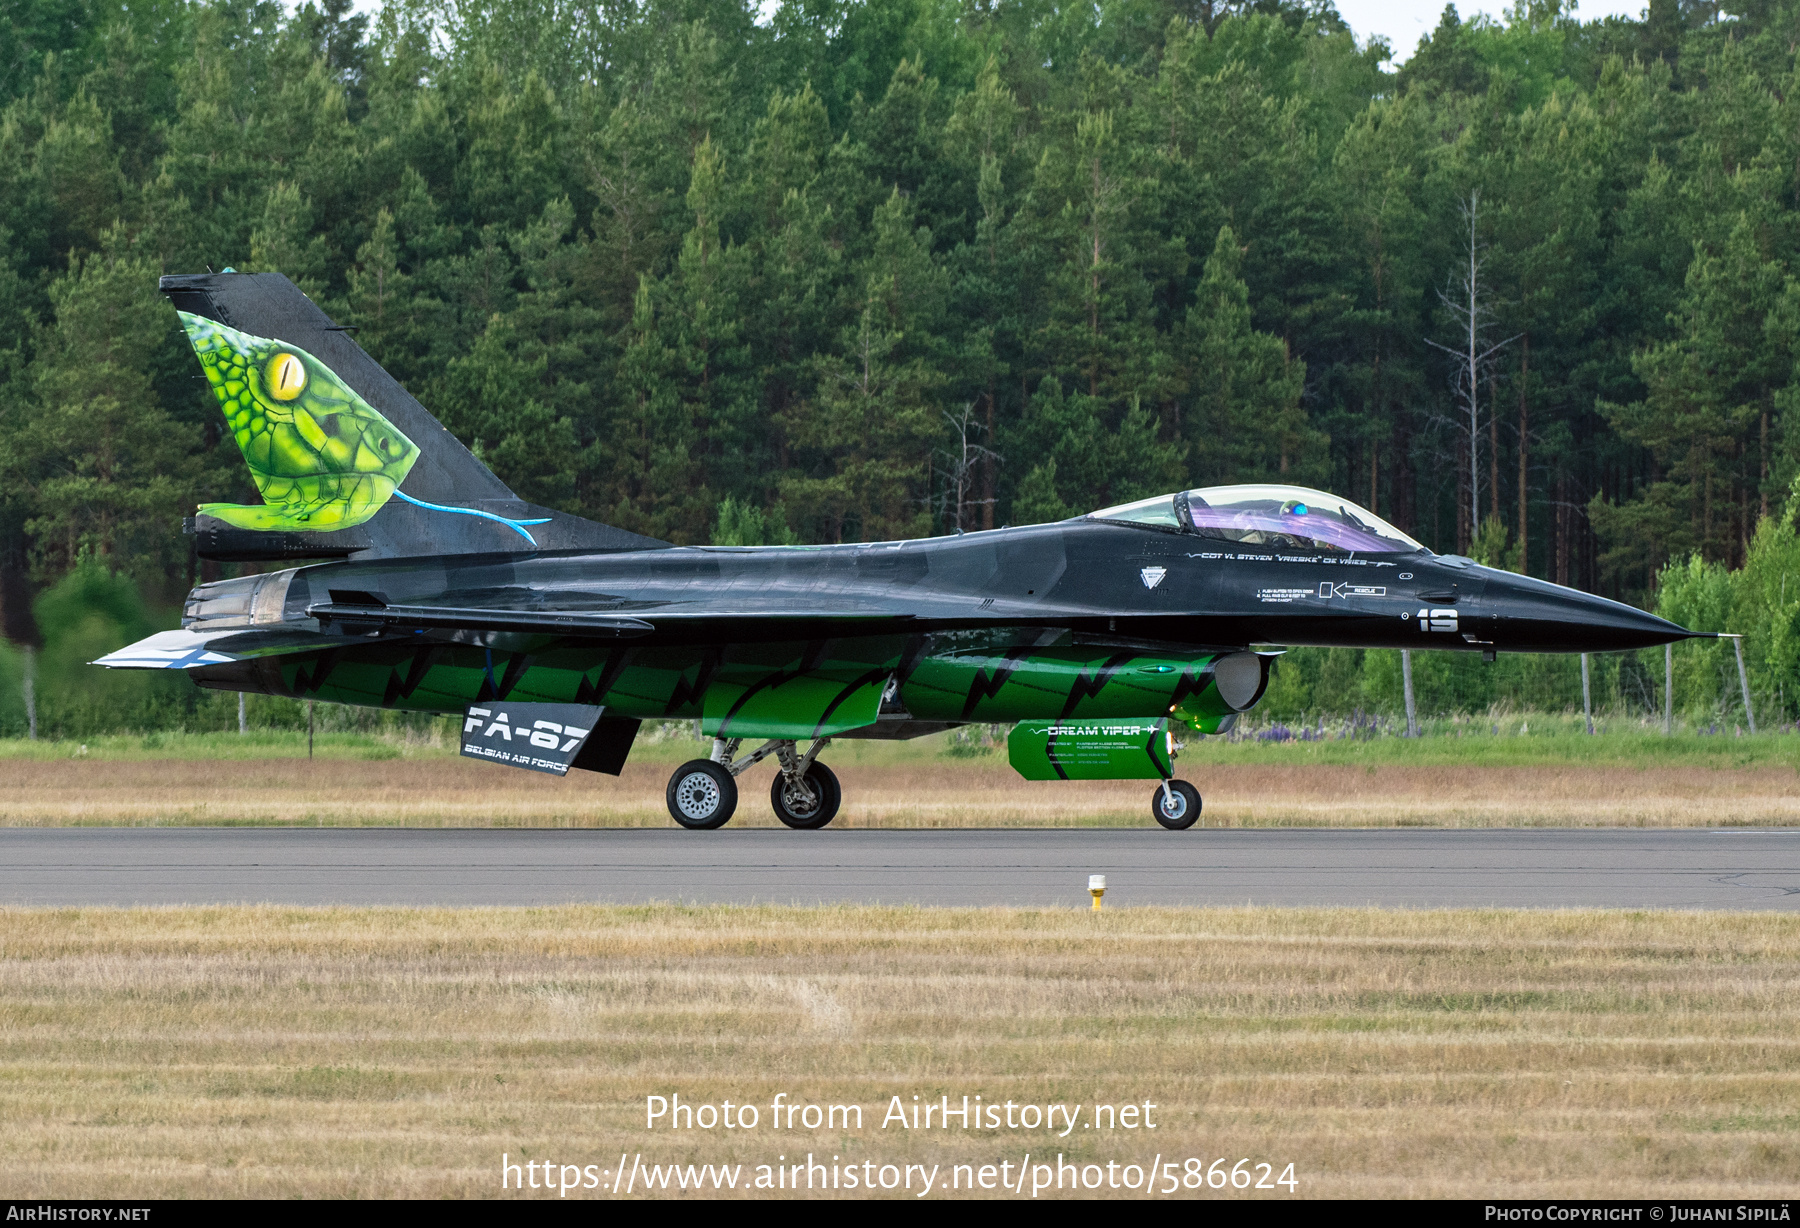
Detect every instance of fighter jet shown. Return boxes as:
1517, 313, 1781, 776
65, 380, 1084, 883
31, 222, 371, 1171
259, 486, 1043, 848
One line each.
98, 273, 1701, 830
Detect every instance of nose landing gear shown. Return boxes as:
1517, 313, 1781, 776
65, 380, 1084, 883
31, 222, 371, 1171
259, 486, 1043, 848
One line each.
1153, 779, 1202, 830
664, 736, 840, 829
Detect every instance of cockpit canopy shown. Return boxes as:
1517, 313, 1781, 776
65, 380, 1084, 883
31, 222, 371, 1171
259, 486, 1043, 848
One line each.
1087, 484, 1426, 555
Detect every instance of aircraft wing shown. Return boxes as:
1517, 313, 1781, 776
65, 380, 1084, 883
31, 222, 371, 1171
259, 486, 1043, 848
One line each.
94, 627, 405, 669
97, 600, 932, 675
92, 630, 239, 670
102, 613, 907, 743
305, 600, 658, 638
304, 594, 934, 641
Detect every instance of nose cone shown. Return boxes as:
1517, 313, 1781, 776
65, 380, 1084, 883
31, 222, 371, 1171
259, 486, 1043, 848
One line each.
1477, 570, 1699, 653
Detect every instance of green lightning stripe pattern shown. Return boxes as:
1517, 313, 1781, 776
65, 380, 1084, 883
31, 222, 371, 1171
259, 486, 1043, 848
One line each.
180, 311, 420, 532
265, 638, 1246, 738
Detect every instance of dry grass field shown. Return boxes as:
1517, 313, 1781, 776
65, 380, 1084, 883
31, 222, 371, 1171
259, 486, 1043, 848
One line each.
1, 904, 1796, 1198
0, 753, 1795, 828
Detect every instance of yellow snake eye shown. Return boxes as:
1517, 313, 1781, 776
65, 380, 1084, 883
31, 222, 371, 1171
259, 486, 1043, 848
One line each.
267, 352, 307, 401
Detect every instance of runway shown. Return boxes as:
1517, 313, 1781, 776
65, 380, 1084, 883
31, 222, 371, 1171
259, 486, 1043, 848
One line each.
1, 827, 1799, 909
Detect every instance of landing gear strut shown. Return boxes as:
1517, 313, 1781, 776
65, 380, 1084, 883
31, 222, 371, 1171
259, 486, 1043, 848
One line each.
663, 736, 840, 829
770, 746, 840, 829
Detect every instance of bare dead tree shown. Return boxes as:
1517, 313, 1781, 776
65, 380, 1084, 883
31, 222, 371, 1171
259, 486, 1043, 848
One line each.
1426, 191, 1519, 550
937, 403, 1001, 532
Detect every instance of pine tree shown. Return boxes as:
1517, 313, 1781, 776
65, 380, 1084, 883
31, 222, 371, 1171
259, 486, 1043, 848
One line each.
740, 83, 838, 496
943, 56, 1025, 528
9, 237, 199, 581
1598, 215, 1785, 573
1327, 95, 1429, 527
612, 274, 705, 541
435, 200, 589, 511
249, 180, 330, 296
781, 190, 947, 542
1182, 225, 1317, 485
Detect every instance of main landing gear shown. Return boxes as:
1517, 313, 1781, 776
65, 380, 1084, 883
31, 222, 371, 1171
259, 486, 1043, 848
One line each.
1153, 779, 1202, 830
666, 737, 840, 830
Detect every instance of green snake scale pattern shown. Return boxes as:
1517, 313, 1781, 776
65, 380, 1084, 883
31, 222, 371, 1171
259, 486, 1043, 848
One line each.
180, 311, 419, 531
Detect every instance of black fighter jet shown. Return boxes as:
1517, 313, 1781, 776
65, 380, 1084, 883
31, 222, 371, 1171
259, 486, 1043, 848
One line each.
99, 273, 1701, 830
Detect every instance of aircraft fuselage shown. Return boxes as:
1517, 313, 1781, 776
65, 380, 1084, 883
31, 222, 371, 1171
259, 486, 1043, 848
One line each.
181, 518, 1689, 740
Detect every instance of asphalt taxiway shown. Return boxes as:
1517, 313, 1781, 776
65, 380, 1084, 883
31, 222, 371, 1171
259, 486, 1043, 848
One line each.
1, 827, 1797, 909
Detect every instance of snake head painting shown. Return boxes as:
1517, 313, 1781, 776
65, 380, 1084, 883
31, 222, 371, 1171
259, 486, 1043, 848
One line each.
179, 311, 419, 532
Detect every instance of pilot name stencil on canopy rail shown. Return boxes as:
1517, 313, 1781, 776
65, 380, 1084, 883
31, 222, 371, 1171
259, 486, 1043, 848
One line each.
97, 273, 1708, 831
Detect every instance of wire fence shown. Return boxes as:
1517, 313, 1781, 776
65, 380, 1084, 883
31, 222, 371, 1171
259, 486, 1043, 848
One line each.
1244, 641, 1793, 740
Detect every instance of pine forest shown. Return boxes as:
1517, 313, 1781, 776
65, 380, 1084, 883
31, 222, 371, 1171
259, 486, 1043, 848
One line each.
2, 0, 1799, 733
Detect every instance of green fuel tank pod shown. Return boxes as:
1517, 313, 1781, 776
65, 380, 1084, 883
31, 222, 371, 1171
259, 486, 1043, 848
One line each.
900, 647, 1272, 729
1008, 717, 1175, 781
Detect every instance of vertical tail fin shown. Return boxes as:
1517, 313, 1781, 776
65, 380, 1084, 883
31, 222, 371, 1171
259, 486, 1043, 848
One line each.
161, 272, 666, 560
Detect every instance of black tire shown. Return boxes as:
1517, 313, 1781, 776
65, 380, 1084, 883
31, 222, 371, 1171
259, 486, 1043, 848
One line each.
770, 762, 842, 829
1152, 779, 1201, 830
667, 759, 738, 829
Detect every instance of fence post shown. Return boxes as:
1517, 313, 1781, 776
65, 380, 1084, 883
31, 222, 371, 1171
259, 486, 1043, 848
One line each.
1730, 635, 1756, 734
307, 699, 314, 759
1581, 653, 1593, 734
23, 645, 36, 741
238, 691, 246, 735
1401, 649, 1418, 737
1664, 642, 1673, 735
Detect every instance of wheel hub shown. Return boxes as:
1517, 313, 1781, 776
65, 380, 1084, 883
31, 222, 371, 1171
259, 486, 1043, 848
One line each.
780, 779, 820, 816
674, 771, 722, 820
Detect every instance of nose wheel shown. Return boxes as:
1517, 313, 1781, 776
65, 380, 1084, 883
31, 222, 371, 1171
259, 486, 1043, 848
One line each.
1153, 779, 1201, 830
